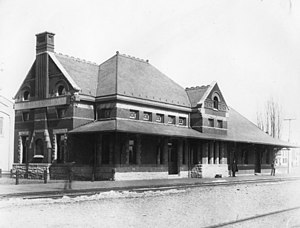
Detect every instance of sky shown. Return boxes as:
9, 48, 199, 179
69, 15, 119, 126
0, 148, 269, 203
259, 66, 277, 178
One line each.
0, 0, 299, 144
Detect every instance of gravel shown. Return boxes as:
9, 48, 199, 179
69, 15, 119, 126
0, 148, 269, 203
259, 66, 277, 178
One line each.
0, 180, 300, 227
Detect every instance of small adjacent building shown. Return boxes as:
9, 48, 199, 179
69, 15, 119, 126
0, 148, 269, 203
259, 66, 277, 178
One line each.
0, 92, 14, 173
13, 32, 295, 180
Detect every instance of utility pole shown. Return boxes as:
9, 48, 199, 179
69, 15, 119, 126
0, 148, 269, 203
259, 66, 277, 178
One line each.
284, 118, 296, 174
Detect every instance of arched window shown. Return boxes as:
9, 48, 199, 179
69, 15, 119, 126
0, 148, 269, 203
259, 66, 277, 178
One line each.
35, 139, 44, 156
23, 91, 30, 101
213, 96, 219, 109
57, 85, 66, 96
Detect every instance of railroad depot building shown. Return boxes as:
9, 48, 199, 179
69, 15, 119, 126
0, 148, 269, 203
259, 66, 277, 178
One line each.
13, 32, 293, 180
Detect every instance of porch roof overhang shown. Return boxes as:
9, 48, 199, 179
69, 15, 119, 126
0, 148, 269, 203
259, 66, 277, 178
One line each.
69, 118, 297, 148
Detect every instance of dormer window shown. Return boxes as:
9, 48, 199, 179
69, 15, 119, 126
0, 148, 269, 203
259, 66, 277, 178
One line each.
179, 117, 186, 126
168, 115, 175, 124
143, 112, 152, 121
156, 114, 164, 123
130, 110, 139, 120
213, 96, 219, 109
23, 91, 30, 101
57, 85, 66, 96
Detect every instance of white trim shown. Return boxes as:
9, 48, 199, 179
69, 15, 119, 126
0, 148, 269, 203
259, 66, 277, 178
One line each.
48, 52, 81, 91
116, 103, 189, 119
18, 131, 30, 136
197, 81, 217, 106
53, 129, 68, 134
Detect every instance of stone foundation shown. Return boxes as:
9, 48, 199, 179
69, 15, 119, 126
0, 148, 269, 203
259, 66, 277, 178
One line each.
13, 163, 51, 179
191, 164, 202, 178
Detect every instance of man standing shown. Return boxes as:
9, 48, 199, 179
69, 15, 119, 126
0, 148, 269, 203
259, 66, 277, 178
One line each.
271, 159, 276, 176
232, 159, 238, 177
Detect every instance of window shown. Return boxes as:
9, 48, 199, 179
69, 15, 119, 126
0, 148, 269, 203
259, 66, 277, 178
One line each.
156, 114, 164, 123
168, 115, 175, 124
213, 96, 219, 109
23, 91, 30, 101
0, 117, 3, 136
57, 85, 66, 96
35, 139, 44, 156
179, 117, 186, 126
98, 109, 111, 119
129, 110, 139, 120
57, 108, 66, 118
208, 118, 214, 127
22, 112, 30, 121
217, 120, 223, 128
143, 112, 152, 121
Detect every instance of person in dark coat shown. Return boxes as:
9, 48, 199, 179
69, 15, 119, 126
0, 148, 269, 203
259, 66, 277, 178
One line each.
232, 159, 238, 177
64, 162, 74, 190
271, 159, 276, 176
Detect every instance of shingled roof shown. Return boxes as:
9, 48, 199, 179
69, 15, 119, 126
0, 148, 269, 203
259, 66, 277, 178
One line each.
186, 85, 210, 107
54, 52, 191, 107
54, 53, 99, 96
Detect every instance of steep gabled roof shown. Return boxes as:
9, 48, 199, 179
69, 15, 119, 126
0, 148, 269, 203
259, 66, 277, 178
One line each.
185, 82, 228, 109
185, 85, 210, 107
53, 52, 191, 107
53, 53, 98, 95
114, 54, 190, 107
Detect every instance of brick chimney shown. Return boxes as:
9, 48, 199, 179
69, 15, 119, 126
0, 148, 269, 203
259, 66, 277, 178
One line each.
36, 32, 55, 54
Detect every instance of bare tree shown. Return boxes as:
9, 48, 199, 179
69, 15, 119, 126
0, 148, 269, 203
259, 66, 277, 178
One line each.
257, 98, 282, 139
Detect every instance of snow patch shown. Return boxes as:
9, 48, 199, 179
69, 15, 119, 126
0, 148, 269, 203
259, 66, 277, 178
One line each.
0, 189, 186, 208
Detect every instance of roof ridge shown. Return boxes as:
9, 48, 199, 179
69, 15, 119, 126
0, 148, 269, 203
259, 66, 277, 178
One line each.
54, 52, 99, 66
185, 85, 209, 91
118, 52, 149, 64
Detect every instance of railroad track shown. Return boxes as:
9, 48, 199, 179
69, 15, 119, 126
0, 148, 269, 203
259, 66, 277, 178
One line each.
1, 176, 299, 200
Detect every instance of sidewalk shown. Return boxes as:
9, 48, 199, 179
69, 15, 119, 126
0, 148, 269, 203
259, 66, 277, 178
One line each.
1, 174, 300, 199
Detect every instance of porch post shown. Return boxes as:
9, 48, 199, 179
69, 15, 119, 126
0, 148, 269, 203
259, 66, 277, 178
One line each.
125, 136, 130, 165
220, 141, 225, 164
63, 133, 67, 163
163, 137, 168, 165
184, 139, 189, 165
17, 136, 23, 164
136, 134, 141, 165
52, 134, 57, 162
97, 134, 102, 165
209, 141, 214, 164
215, 141, 220, 164
157, 137, 161, 165
109, 135, 114, 165
114, 133, 121, 164
177, 139, 183, 168
197, 142, 202, 163
202, 142, 208, 164
224, 142, 228, 164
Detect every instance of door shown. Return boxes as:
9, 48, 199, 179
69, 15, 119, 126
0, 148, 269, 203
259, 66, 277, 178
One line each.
168, 141, 178, 174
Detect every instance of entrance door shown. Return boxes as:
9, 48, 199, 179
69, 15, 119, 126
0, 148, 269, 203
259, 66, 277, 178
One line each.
168, 141, 178, 174
255, 150, 261, 173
